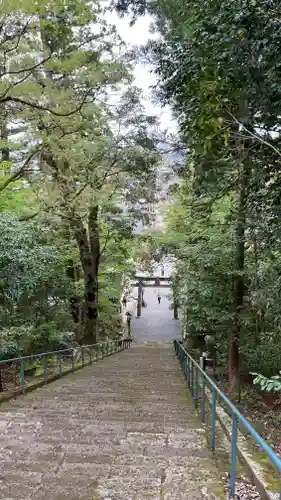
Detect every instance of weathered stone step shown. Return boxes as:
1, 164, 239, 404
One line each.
0, 344, 225, 499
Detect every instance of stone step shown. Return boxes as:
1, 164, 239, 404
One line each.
0, 344, 225, 499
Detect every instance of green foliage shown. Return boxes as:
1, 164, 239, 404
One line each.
125, 0, 281, 393
0, 324, 76, 361
0, 0, 161, 349
0, 213, 78, 357
252, 372, 281, 393
0, 214, 69, 311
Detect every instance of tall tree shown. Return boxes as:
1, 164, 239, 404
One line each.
114, 0, 281, 394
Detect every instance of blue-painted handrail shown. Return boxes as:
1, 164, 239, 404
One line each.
0, 339, 131, 395
174, 340, 281, 499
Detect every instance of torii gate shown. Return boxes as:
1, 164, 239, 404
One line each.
133, 275, 179, 319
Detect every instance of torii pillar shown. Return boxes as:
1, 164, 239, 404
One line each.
137, 280, 143, 317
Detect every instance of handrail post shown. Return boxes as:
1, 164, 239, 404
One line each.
20, 359, 25, 394
230, 415, 238, 497
44, 355, 48, 384
187, 357, 190, 387
195, 365, 199, 409
58, 353, 62, 377
89, 346, 92, 364
211, 388, 217, 451
201, 376, 206, 423
71, 349, 75, 373
81, 346, 84, 368
191, 361, 194, 400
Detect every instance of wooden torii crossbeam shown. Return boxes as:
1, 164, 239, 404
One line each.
133, 276, 171, 287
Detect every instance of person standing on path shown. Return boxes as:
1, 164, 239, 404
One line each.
157, 293, 161, 304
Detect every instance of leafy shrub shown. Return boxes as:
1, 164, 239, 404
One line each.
251, 372, 281, 393
0, 323, 76, 361
241, 333, 281, 378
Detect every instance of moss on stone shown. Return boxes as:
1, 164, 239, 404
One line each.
249, 448, 280, 494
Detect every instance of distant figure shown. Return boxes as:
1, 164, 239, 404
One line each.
161, 264, 165, 277
157, 294, 161, 304
125, 311, 132, 336
122, 296, 127, 308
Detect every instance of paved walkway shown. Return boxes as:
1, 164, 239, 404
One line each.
132, 286, 181, 343
0, 344, 224, 500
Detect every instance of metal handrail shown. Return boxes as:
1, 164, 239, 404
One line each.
0, 339, 131, 395
174, 339, 281, 499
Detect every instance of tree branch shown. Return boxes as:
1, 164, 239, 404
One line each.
0, 148, 39, 192
222, 106, 281, 158
71, 182, 89, 202
0, 89, 92, 117
99, 228, 111, 257
18, 211, 40, 222
0, 54, 52, 78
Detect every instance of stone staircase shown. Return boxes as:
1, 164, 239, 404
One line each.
0, 343, 224, 500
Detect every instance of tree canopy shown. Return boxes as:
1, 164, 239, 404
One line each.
0, 0, 163, 358
114, 0, 281, 398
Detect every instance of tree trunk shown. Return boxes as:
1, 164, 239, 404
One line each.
172, 282, 179, 319
88, 205, 100, 337
173, 299, 179, 320
229, 162, 249, 399
75, 214, 99, 345
66, 260, 82, 326
1, 115, 9, 169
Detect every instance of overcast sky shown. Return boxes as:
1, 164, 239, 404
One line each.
105, 10, 177, 132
